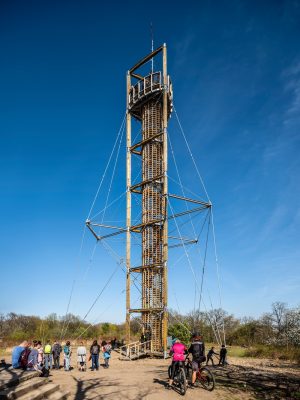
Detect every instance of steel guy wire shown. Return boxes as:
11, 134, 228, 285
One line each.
173, 105, 210, 203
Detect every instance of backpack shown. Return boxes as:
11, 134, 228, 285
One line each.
52, 343, 61, 357
44, 344, 51, 354
104, 344, 111, 354
192, 342, 204, 360
92, 345, 99, 355
19, 348, 31, 370
40, 366, 50, 377
103, 344, 111, 358
63, 345, 70, 356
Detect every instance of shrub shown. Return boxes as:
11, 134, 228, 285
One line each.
243, 345, 300, 364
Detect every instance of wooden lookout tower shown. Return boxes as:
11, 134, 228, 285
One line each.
86, 43, 212, 358
125, 44, 173, 356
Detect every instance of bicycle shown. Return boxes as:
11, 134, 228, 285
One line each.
168, 361, 187, 395
185, 356, 215, 391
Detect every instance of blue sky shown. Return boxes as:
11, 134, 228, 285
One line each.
0, 0, 299, 324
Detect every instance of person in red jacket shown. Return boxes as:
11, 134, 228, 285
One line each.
168, 338, 187, 388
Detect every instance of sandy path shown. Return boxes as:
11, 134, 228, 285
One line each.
48, 353, 255, 400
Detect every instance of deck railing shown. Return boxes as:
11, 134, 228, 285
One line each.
128, 72, 172, 110
119, 340, 152, 360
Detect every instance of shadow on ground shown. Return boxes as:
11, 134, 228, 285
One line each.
212, 364, 300, 399
72, 376, 156, 400
0, 362, 27, 390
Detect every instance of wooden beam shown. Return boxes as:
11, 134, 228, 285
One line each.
130, 219, 163, 232
130, 131, 163, 152
131, 72, 143, 80
130, 45, 163, 73
162, 43, 169, 357
129, 308, 164, 313
130, 174, 164, 192
126, 71, 132, 345
129, 263, 163, 273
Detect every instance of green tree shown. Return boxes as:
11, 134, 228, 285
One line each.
168, 323, 191, 345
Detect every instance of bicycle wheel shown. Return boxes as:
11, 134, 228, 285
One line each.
185, 363, 192, 381
168, 364, 172, 379
178, 368, 187, 396
198, 366, 215, 391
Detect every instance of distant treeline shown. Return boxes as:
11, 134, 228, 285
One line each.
0, 312, 127, 344
1, 302, 299, 358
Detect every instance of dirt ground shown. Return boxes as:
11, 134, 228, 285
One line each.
46, 352, 300, 400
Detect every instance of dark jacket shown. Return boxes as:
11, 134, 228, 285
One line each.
207, 349, 218, 357
188, 340, 205, 361
220, 347, 227, 357
90, 344, 100, 355
52, 343, 62, 357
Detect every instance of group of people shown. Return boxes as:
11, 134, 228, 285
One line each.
11, 339, 67, 372
12, 339, 112, 372
77, 340, 112, 371
168, 332, 227, 389
206, 344, 227, 366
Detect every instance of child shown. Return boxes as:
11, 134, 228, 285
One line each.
101, 341, 111, 368
77, 341, 87, 371
219, 344, 227, 366
206, 346, 219, 366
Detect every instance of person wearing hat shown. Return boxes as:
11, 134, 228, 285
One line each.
188, 332, 206, 387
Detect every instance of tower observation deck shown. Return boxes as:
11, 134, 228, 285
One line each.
126, 44, 172, 355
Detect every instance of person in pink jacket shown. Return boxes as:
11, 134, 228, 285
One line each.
168, 338, 187, 388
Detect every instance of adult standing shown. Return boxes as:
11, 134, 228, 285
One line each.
77, 341, 87, 371
145, 330, 151, 350
90, 340, 100, 371
63, 341, 72, 371
44, 340, 52, 369
52, 340, 62, 370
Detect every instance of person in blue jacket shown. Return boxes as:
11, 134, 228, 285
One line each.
12, 341, 28, 368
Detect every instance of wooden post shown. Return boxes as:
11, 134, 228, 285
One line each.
126, 71, 132, 345
162, 43, 169, 358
